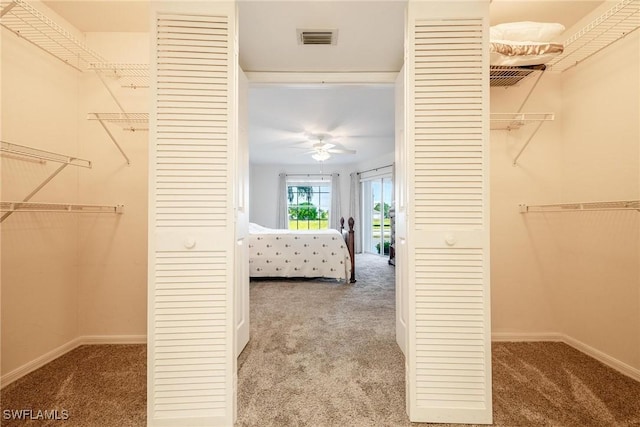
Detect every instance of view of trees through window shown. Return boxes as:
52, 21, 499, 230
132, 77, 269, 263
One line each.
363, 176, 392, 255
287, 184, 331, 230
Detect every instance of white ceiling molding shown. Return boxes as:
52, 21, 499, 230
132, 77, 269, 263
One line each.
244, 72, 398, 85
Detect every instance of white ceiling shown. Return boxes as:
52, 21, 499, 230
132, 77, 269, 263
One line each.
249, 84, 395, 165
238, 1, 405, 73
43, 0, 151, 33
42, 0, 605, 166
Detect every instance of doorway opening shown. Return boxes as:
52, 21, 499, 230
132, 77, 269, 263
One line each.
237, 80, 403, 424
361, 172, 393, 256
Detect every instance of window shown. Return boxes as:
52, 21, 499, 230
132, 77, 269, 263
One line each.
361, 170, 393, 256
287, 181, 331, 230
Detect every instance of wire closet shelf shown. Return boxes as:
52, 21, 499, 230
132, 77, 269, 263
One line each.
490, 113, 555, 131
548, 0, 640, 72
0, 0, 107, 71
0, 201, 124, 214
520, 200, 640, 213
87, 113, 149, 132
89, 63, 150, 89
1, 141, 91, 168
490, 65, 546, 88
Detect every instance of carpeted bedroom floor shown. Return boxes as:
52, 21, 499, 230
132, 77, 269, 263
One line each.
2, 254, 640, 426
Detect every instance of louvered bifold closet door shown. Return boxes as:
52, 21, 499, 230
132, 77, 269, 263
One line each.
407, 2, 491, 424
149, 6, 236, 426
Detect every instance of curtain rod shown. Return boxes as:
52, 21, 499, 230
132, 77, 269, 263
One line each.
285, 173, 336, 177
357, 164, 393, 175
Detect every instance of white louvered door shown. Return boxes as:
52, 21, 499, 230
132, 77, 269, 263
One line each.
395, 65, 408, 356
235, 68, 250, 357
406, 1, 491, 424
149, 3, 237, 426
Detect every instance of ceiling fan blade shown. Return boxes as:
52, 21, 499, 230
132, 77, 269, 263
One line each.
328, 148, 356, 154
312, 142, 335, 150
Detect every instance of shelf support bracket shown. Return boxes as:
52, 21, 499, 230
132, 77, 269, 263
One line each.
94, 70, 131, 123
0, 163, 68, 223
0, 1, 16, 18
512, 119, 546, 166
93, 115, 131, 165
517, 68, 545, 113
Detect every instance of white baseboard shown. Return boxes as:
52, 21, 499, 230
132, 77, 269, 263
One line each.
562, 335, 640, 383
1, 335, 147, 389
492, 332, 563, 342
80, 334, 147, 345
492, 332, 640, 382
4, 332, 638, 389
1, 337, 82, 389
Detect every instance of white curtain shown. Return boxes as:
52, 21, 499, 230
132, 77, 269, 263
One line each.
329, 173, 341, 230
276, 173, 288, 229
349, 172, 362, 253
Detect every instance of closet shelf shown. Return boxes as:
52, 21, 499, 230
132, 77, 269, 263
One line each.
1, 201, 124, 214
1, 141, 91, 168
0, 0, 106, 71
490, 65, 546, 87
0, 140, 97, 222
520, 200, 640, 213
548, 0, 640, 72
490, 113, 554, 131
89, 63, 149, 89
88, 113, 149, 131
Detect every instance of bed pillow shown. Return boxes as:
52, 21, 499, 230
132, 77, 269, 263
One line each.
490, 21, 566, 43
490, 40, 564, 66
249, 222, 271, 233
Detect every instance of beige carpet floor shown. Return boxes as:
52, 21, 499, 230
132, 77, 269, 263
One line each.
1, 344, 145, 427
2, 254, 640, 426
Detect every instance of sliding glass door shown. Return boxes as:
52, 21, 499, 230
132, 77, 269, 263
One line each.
362, 175, 393, 255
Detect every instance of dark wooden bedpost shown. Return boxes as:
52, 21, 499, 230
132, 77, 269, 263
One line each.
347, 217, 356, 283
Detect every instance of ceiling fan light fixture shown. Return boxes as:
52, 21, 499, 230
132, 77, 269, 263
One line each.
312, 151, 331, 162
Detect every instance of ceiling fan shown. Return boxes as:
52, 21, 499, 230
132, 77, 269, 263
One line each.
305, 134, 356, 162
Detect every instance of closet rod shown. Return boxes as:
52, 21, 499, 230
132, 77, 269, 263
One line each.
519, 200, 640, 213
0, 141, 92, 168
1, 201, 125, 215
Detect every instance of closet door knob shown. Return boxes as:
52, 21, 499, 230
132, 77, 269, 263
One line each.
184, 237, 196, 249
445, 234, 457, 246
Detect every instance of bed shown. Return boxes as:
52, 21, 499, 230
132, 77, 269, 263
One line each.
248, 219, 355, 283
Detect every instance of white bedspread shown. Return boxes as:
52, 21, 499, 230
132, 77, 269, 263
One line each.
248, 224, 351, 281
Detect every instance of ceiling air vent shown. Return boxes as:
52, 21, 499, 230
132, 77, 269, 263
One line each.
297, 29, 338, 45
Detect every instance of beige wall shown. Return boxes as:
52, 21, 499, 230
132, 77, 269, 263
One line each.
490, 74, 564, 335
491, 27, 640, 372
1, 26, 81, 376
76, 32, 149, 337
557, 31, 639, 369
1, 26, 150, 378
